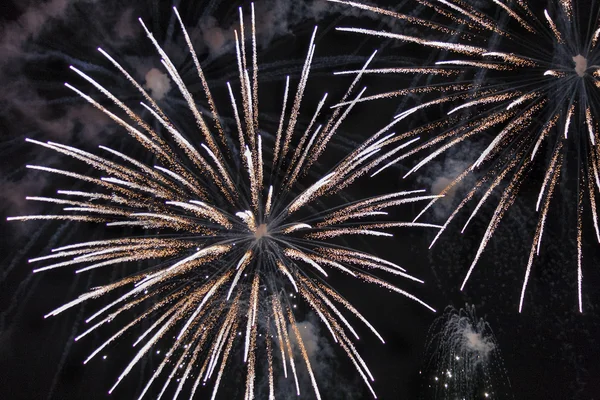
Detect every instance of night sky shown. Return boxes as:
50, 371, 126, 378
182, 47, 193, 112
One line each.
1, 1, 600, 399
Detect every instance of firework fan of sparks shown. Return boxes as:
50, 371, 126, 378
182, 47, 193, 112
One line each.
331, 0, 600, 312
8, 4, 442, 399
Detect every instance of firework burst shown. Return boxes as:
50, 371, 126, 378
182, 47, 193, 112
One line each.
420, 305, 512, 400
331, 0, 600, 312
8, 5, 441, 399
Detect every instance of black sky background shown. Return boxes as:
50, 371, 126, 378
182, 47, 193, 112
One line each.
1, 1, 600, 399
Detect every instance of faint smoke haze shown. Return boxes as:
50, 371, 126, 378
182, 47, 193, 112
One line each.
0, 0, 403, 234
0, 0, 98, 65
113, 8, 138, 40
0, 0, 402, 146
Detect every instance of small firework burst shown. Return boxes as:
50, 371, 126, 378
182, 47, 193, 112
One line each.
8, 4, 440, 399
420, 305, 512, 400
331, 0, 600, 312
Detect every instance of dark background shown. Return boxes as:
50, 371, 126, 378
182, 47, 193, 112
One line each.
1, 1, 599, 399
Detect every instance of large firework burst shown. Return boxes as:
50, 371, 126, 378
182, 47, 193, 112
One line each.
331, 0, 600, 312
8, 5, 440, 399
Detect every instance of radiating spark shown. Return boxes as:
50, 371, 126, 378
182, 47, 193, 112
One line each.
333, 0, 600, 312
9, 4, 438, 398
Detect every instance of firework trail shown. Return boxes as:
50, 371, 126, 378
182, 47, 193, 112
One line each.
8, 4, 441, 398
331, 0, 600, 312
420, 305, 512, 400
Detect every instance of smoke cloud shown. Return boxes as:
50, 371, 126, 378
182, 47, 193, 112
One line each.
143, 67, 172, 100
462, 323, 496, 363
415, 151, 478, 220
